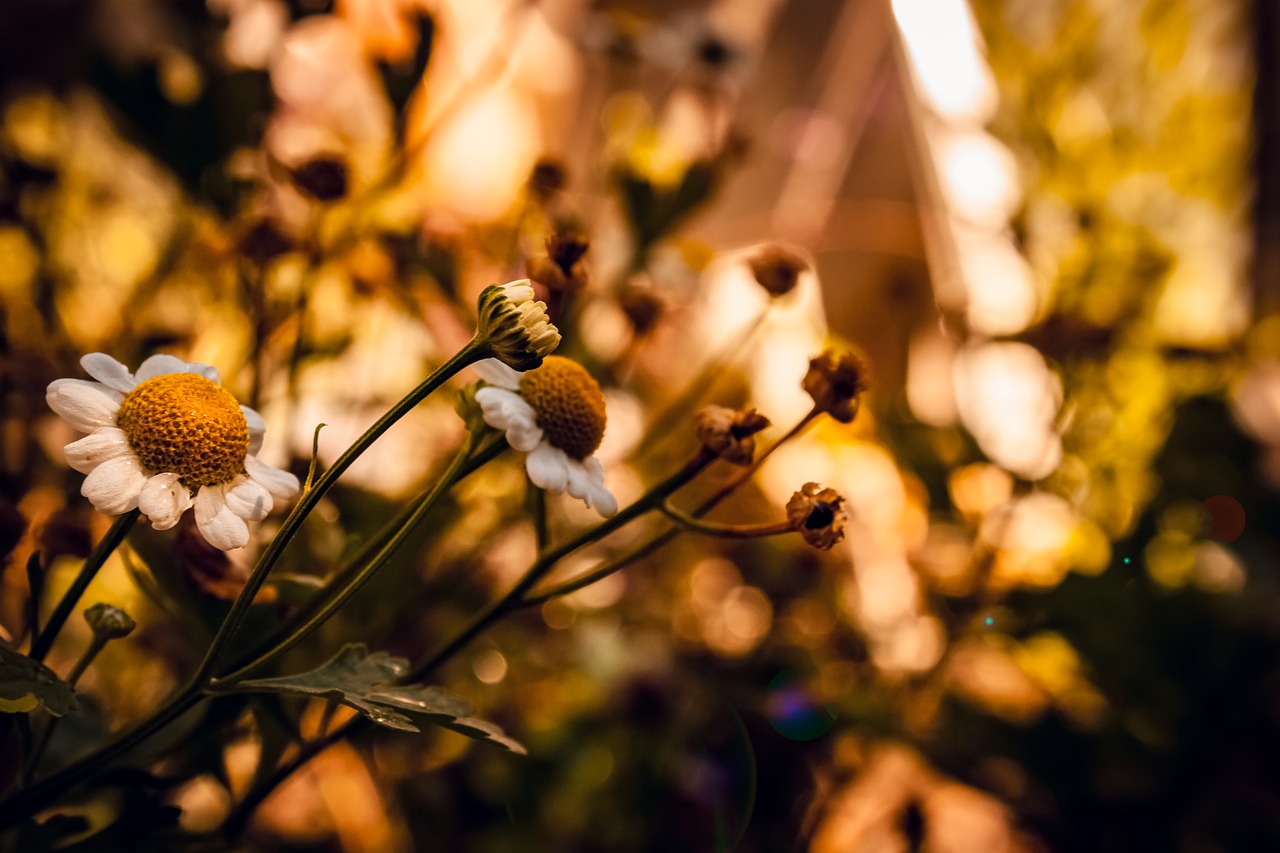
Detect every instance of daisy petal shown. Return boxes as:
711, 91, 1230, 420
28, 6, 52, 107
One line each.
242, 406, 266, 453
81, 455, 148, 515
476, 387, 536, 431
80, 353, 136, 393
187, 362, 220, 382
224, 476, 273, 521
195, 485, 250, 550
473, 358, 523, 390
505, 419, 544, 452
64, 427, 133, 474
47, 379, 123, 433
526, 445, 570, 494
137, 472, 193, 530
135, 354, 193, 381
246, 455, 300, 500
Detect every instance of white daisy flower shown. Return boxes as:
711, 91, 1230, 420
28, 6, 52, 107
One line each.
473, 356, 618, 517
46, 353, 300, 550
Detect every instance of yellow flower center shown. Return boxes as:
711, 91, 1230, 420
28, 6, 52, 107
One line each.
518, 356, 607, 460
116, 373, 249, 487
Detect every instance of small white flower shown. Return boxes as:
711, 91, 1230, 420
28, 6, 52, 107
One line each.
473, 357, 618, 517
47, 353, 300, 550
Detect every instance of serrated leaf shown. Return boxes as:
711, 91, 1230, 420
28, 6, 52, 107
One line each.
0, 645, 77, 717
217, 644, 525, 753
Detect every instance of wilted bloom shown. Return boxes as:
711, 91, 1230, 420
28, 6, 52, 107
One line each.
695, 405, 771, 466
786, 482, 847, 550
803, 349, 869, 423
476, 280, 561, 371
47, 354, 300, 550
474, 357, 617, 516
748, 245, 808, 298
527, 230, 590, 293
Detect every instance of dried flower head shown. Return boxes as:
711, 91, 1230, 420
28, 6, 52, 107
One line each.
290, 155, 349, 202
618, 285, 665, 336
84, 602, 136, 639
786, 482, 848, 550
527, 158, 567, 201
476, 280, 561, 371
527, 230, 589, 293
803, 349, 869, 423
748, 245, 809, 298
46, 354, 300, 550
695, 405, 771, 466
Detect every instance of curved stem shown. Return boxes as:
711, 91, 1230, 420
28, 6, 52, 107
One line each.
220, 449, 717, 836
525, 409, 820, 605
657, 500, 791, 539
213, 430, 481, 685
219, 435, 507, 677
0, 341, 487, 827
29, 510, 138, 662
191, 337, 487, 685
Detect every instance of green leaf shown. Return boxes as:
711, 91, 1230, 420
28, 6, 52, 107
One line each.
218, 644, 525, 753
0, 645, 77, 717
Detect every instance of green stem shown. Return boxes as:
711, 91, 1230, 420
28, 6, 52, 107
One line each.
212, 430, 480, 686
191, 337, 487, 685
524, 409, 820, 605
23, 636, 109, 784
401, 448, 714, 684
0, 341, 487, 827
658, 501, 791, 539
219, 435, 507, 678
220, 449, 716, 836
29, 511, 138, 662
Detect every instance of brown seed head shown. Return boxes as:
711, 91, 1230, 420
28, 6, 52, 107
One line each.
695, 405, 771, 466
786, 482, 848, 550
803, 349, 869, 423
748, 245, 809, 297
290, 156, 349, 202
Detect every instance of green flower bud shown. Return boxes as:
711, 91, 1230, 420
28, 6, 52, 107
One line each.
476, 280, 561, 371
84, 602, 136, 640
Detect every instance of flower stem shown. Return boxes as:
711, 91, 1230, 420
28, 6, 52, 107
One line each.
220, 448, 716, 836
658, 500, 792, 539
524, 408, 820, 605
212, 429, 482, 686
191, 337, 488, 685
28, 510, 138, 662
0, 341, 488, 827
402, 448, 714, 684
219, 434, 507, 677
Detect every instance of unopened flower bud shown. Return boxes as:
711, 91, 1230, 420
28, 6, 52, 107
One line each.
477, 280, 561, 371
803, 349, 869, 423
786, 483, 847, 550
748, 245, 808, 297
454, 383, 486, 431
618, 285, 665, 336
84, 602, 136, 640
695, 405, 771, 466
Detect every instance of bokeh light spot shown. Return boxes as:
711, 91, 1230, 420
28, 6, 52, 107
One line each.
1202, 494, 1245, 543
766, 670, 835, 741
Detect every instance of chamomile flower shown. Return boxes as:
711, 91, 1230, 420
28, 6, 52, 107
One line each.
473, 356, 618, 517
47, 353, 300, 550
